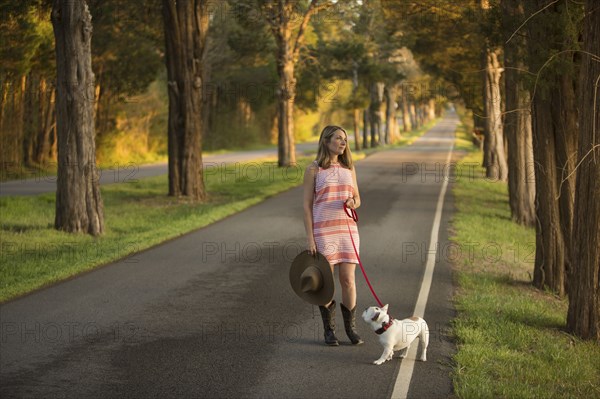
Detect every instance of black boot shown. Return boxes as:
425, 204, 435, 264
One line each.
341, 303, 364, 345
318, 300, 339, 346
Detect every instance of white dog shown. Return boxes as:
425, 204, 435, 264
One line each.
362, 304, 429, 365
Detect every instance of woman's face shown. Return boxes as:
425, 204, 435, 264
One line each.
326, 130, 347, 157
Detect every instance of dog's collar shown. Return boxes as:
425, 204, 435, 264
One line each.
375, 317, 394, 335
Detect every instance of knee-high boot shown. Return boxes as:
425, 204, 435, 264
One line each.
341, 303, 364, 345
318, 300, 339, 346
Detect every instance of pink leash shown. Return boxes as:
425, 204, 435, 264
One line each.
343, 203, 384, 308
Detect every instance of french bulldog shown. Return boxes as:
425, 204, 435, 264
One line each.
362, 304, 429, 365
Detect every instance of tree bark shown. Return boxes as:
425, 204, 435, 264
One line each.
34, 78, 56, 165
369, 81, 384, 147
567, 0, 600, 341
483, 47, 509, 181
502, 0, 536, 226
51, 0, 104, 236
362, 108, 369, 149
401, 89, 411, 133
409, 103, 418, 129
428, 98, 436, 121
276, 50, 296, 166
526, 0, 578, 296
384, 85, 397, 145
163, 0, 208, 200
353, 108, 361, 151
22, 74, 36, 166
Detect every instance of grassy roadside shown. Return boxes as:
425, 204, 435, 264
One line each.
450, 117, 600, 397
0, 156, 312, 302
0, 117, 439, 303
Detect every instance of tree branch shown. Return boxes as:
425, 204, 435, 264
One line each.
292, 0, 331, 62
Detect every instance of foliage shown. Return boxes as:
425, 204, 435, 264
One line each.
88, 0, 163, 100
381, 0, 484, 116
521, 1, 583, 99
0, 0, 54, 78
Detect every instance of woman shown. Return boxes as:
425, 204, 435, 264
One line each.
303, 125, 363, 346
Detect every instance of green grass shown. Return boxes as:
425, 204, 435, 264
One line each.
0, 115, 437, 302
450, 121, 600, 397
0, 157, 313, 302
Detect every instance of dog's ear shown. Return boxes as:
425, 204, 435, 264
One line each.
383, 304, 389, 312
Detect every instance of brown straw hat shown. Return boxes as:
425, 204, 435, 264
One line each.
289, 250, 334, 306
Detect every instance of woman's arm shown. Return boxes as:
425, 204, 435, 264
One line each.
303, 163, 318, 254
345, 167, 361, 209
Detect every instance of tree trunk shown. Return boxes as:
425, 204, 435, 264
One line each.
567, 0, 600, 341
409, 103, 418, 129
526, 0, 578, 296
369, 82, 384, 147
483, 47, 508, 181
362, 108, 369, 149
502, 0, 536, 226
276, 56, 296, 166
428, 98, 436, 121
402, 84, 412, 132
384, 85, 397, 145
265, 0, 324, 166
353, 108, 361, 151
0, 79, 7, 141
401, 91, 411, 133
51, 0, 104, 236
34, 78, 56, 165
2, 77, 27, 166
22, 74, 36, 167
94, 83, 113, 138
163, 0, 208, 200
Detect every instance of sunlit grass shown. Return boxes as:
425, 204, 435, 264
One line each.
0, 157, 312, 302
450, 128, 600, 397
0, 115, 437, 302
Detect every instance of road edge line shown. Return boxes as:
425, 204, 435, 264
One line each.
390, 132, 455, 399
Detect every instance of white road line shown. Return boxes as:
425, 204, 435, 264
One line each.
390, 139, 455, 399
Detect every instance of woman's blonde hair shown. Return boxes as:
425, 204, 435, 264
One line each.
315, 125, 354, 169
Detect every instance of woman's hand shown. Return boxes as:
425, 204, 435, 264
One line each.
307, 237, 317, 255
345, 197, 357, 210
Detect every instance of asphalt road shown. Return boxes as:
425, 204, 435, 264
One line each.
0, 112, 459, 398
0, 143, 317, 197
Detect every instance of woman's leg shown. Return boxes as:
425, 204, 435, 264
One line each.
339, 262, 356, 309
338, 262, 363, 344
324, 263, 335, 307
318, 262, 339, 346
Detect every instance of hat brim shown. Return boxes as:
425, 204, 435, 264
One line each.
289, 250, 334, 306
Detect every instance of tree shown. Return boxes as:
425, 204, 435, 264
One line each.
381, 1, 484, 129
51, 0, 104, 235
481, 0, 508, 182
525, 0, 581, 296
567, 0, 600, 341
1, 1, 57, 167
162, 0, 209, 200
501, 0, 536, 226
259, 0, 331, 167
88, 0, 163, 138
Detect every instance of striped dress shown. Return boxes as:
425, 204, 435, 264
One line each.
312, 161, 360, 265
